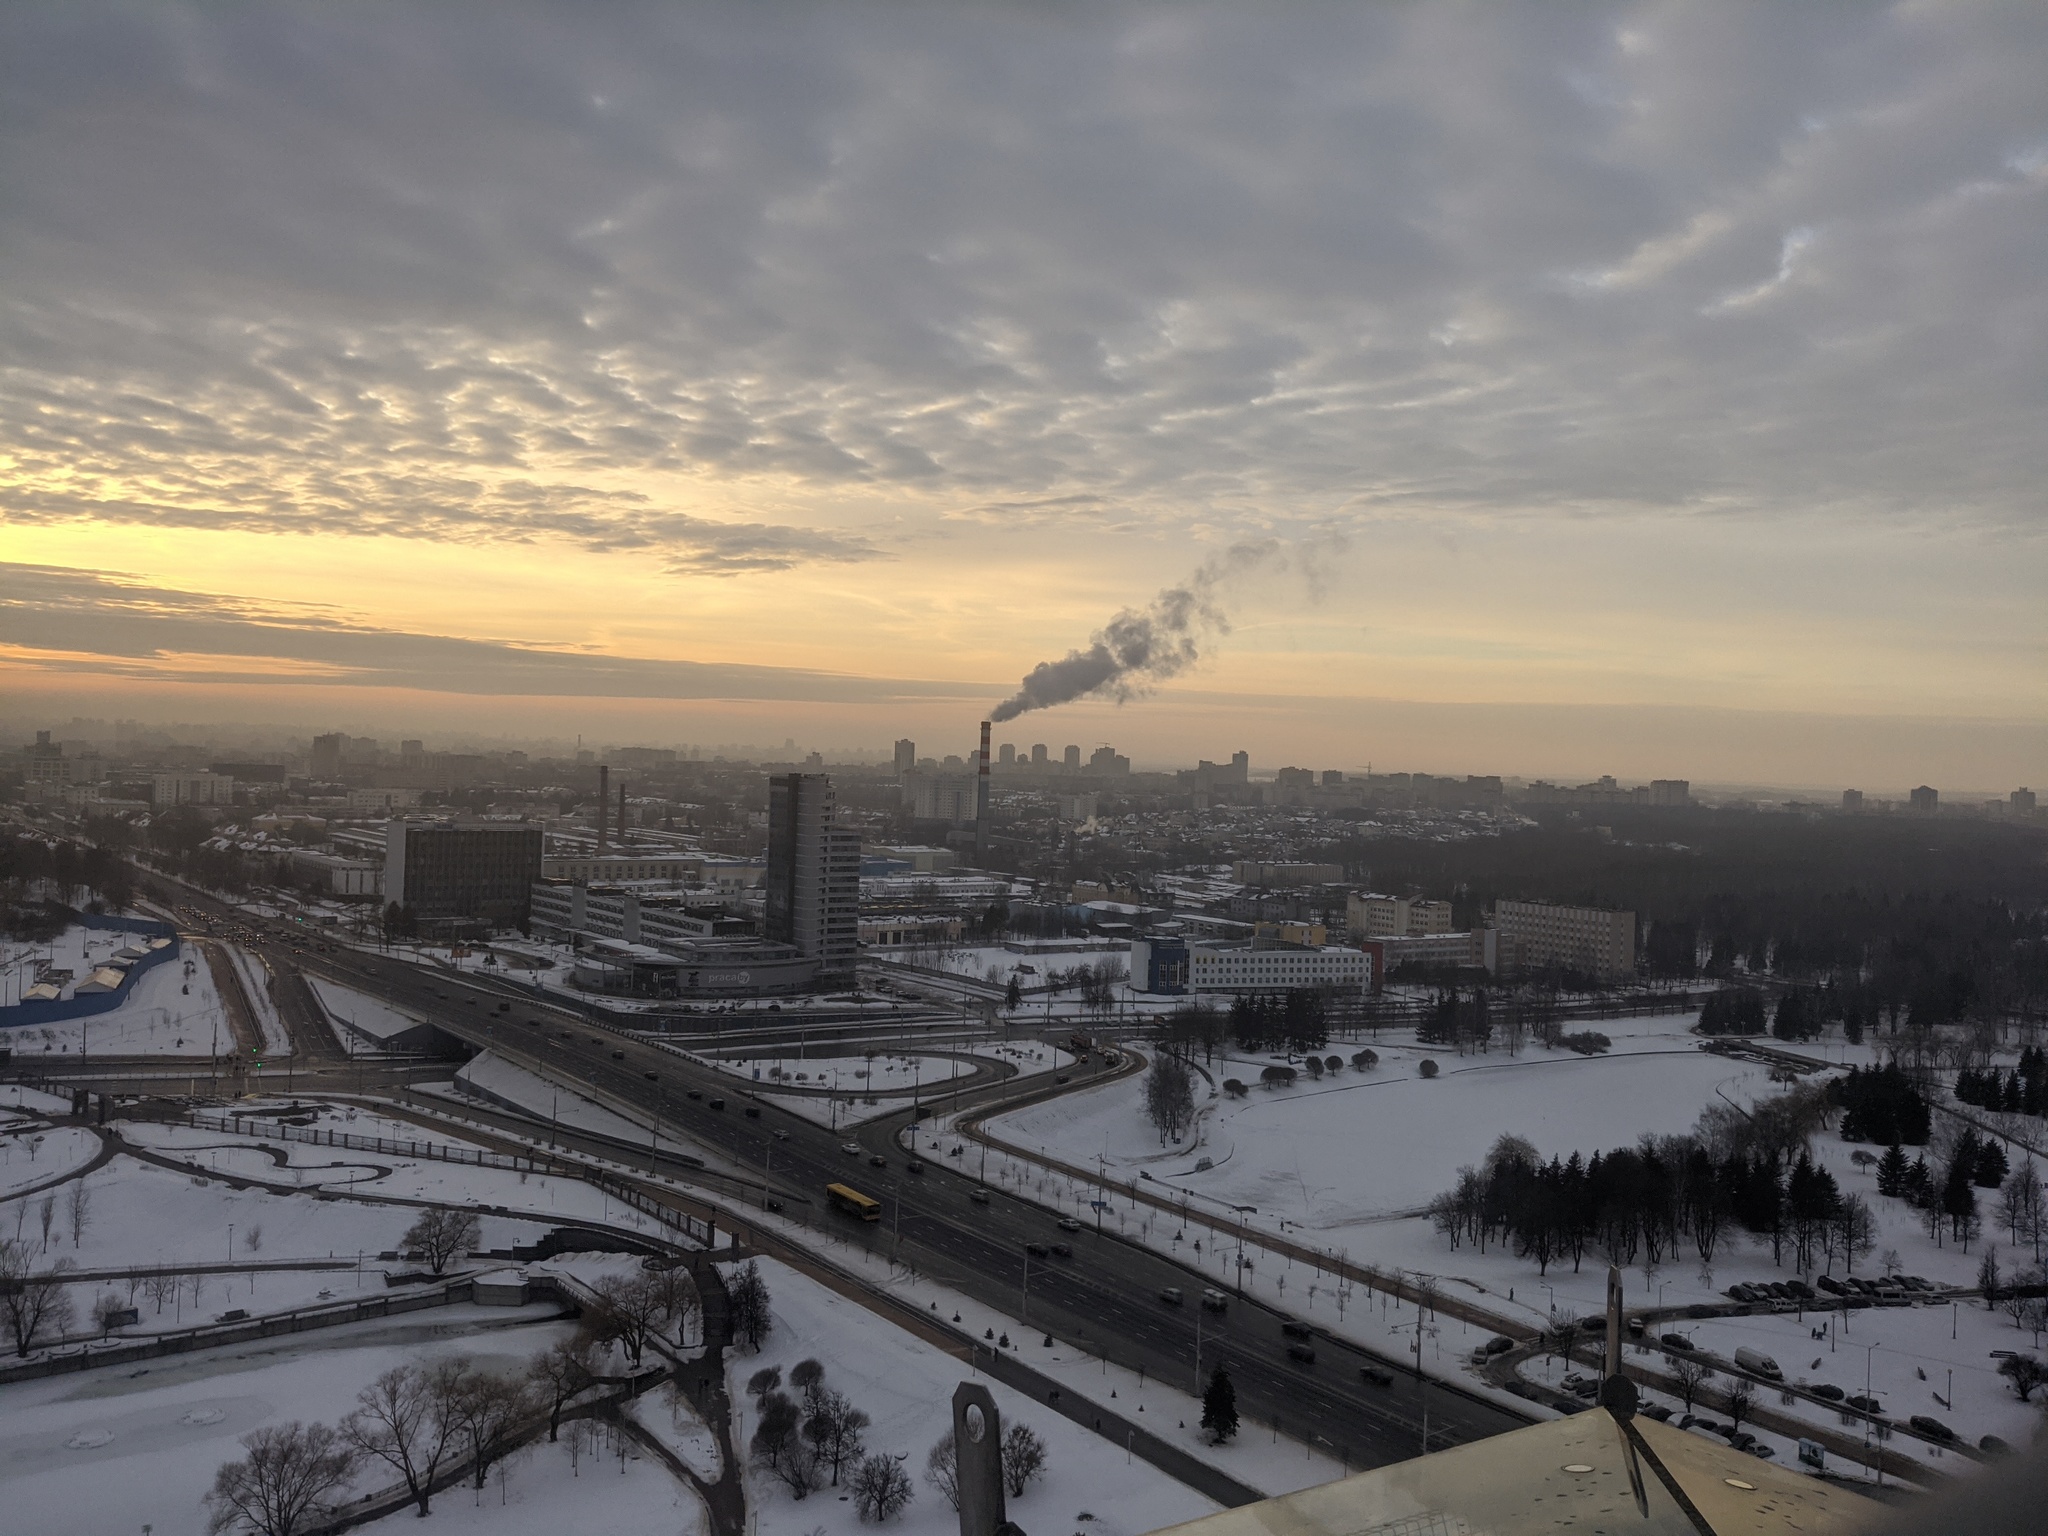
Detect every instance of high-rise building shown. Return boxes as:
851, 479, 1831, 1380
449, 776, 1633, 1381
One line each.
1841, 789, 1864, 813
2014, 788, 2037, 815
1088, 745, 1130, 775
1910, 785, 1939, 814
893, 738, 916, 776
1031, 743, 1048, 766
1063, 745, 1081, 772
765, 773, 859, 976
1347, 893, 1454, 938
1648, 779, 1691, 807
998, 742, 1016, 766
1493, 900, 1636, 979
1230, 750, 1250, 781
309, 732, 346, 780
384, 820, 543, 928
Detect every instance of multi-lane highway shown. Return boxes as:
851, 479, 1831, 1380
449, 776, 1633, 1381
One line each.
134, 879, 1528, 1471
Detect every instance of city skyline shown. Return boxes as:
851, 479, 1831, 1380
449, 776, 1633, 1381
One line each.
5, 4, 2044, 789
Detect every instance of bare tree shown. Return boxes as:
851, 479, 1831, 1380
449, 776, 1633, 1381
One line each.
789, 1356, 826, 1409
1000, 1422, 1048, 1497
804, 1389, 870, 1486
851, 1452, 914, 1521
750, 1390, 819, 1496
0, 1239, 76, 1356
341, 1361, 465, 1516
528, 1337, 599, 1441
923, 1431, 959, 1511
1143, 1052, 1195, 1145
1669, 1355, 1715, 1414
1723, 1378, 1755, 1436
400, 1208, 481, 1276
143, 1271, 179, 1315
66, 1182, 90, 1248
93, 1292, 129, 1334
587, 1272, 667, 1367
1998, 1354, 2045, 1402
648, 1262, 701, 1346
449, 1366, 540, 1490
37, 1194, 56, 1253
205, 1422, 359, 1536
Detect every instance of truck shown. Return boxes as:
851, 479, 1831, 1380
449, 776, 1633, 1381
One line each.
1734, 1347, 1783, 1381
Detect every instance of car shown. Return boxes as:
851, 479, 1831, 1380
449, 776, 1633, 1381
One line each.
907, 1159, 925, 1174
1660, 1333, 1694, 1351
1359, 1365, 1394, 1387
1281, 1321, 1312, 1340
1909, 1415, 1955, 1442
1470, 1346, 1492, 1366
644, 1071, 658, 1081
1810, 1384, 1845, 1402
773, 1129, 790, 1141
1051, 1243, 1071, 1258
765, 1199, 784, 1213
1055, 1075, 1070, 1084
611, 1050, 625, 1060
744, 1106, 761, 1118
708, 1097, 725, 1110
1026, 1242, 1050, 1258
868, 1155, 887, 1168
1846, 1394, 1885, 1416
841, 1142, 861, 1155
1286, 1344, 1315, 1365
969, 1190, 990, 1205
1057, 1218, 1081, 1232
686, 1090, 702, 1100
1485, 1335, 1515, 1356
1201, 1289, 1228, 1312
1159, 1287, 1184, 1306
1639, 1403, 1673, 1422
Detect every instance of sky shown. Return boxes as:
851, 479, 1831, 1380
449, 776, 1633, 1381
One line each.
2, 2, 2044, 790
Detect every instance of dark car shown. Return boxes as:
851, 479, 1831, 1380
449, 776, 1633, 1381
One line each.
611, 1050, 625, 1060
1485, 1335, 1515, 1356
1810, 1384, 1845, 1402
907, 1159, 925, 1174
644, 1071, 658, 1081
686, 1089, 702, 1100
1359, 1365, 1394, 1387
1281, 1321, 1312, 1340
1909, 1415, 1955, 1442
1660, 1333, 1694, 1351
869, 1154, 887, 1168
1286, 1344, 1315, 1365
969, 1190, 990, 1205
1025, 1243, 1050, 1257
1847, 1394, 1885, 1416
708, 1097, 726, 1111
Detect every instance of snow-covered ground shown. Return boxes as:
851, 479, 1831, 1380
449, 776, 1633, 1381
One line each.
307, 975, 431, 1049
726, 1258, 1222, 1536
438, 1049, 657, 1144
0, 1305, 582, 1536
703, 1051, 974, 1092
222, 944, 293, 1055
1, 944, 228, 1057
0, 1123, 100, 1197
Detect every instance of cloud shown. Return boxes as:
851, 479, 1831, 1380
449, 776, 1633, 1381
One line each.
0, 563, 982, 701
0, 0, 2044, 565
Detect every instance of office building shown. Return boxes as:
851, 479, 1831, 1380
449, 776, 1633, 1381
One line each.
1063, 745, 1081, 771
998, 742, 1017, 766
1493, 899, 1636, 979
1130, 936, 1373, 996
1031, 743, 1049, 767
310, 732, 346, 780
1347, 893, 1454, 938
1910, 785, 1939, 814
384, 820, 543, 929
906, 771, 978, 824
1234, 860, 1344, 887
153, 771, 234, 806
542, 853, 706, 884
1089, 745, 1131, 775
2015, 788, 2038, 815
1841, 789, 1864, 813
765, 773, 860, 976
893, 738, 917, 776
1360, 930, 1492, 982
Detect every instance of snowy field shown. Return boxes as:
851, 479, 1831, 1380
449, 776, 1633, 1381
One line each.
726, 1258, 1221, 1536
0, 1305, 582, 1536
705, 1051, 975, 1092
0, 1123, 99, 1197
1, 945, 228, 1057
223, 944, 294, 1055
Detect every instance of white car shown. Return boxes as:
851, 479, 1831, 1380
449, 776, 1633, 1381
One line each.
841, 1141, 861, 1155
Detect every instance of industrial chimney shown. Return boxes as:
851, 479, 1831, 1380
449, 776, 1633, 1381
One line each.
596, 764, 609, 854
618, 778, 629, 847
975, 720, 991, 865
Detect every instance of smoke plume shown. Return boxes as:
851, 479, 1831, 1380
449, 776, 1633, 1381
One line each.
990, 541, 1278, 722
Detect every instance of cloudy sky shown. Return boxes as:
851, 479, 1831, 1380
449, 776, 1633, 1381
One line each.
4, 2, 2044, 787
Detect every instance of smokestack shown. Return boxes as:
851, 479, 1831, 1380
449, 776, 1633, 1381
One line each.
975, 720, 992, 865
619, 779, 628, 847
597, 764, 608, 854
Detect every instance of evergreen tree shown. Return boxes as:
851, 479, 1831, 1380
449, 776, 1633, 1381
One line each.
1977, 1139, 2011, 1190
1200, 1368, 1239, 1444
1876, 1144, 1909, 1199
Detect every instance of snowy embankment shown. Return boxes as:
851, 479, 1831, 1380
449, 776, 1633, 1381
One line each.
726, 1257, 1225, 1536
221, 944, 292, 1056
305, 976, 429, 1050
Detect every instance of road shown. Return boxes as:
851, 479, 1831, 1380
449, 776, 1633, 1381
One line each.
134, 881, 1531, 1472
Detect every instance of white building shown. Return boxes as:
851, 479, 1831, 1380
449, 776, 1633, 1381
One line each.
1347, 893, 1455, 938
543, 853, 705, 884
1129, 936, 1373, 996
153, 771, 234, 806
1493, 899, 1636, 978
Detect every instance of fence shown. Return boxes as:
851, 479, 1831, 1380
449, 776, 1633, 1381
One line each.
0, 913, 184, 1030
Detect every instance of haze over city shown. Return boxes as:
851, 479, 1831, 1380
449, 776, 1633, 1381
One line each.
4, 3, 2045, 788
3, 8, 2046, 1536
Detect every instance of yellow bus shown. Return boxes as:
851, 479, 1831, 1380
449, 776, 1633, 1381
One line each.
826, 1183, 882, 1221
